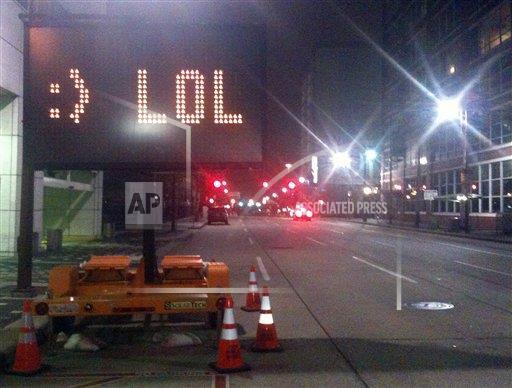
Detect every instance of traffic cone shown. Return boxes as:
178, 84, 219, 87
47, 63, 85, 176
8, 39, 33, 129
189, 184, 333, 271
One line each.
241, 265, 261, 312
9, 300, 42, 375
209, 297, 250, 373
251, 287, 282, 352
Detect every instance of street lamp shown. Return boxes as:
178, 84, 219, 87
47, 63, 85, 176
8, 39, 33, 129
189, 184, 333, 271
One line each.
285, 163, 292, 169
365, 149, 377, 162
331, 151, 351, 169
436, 97, 470, 233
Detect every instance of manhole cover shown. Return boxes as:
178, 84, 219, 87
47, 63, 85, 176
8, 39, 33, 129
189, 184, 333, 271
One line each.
407, 302, 454, 310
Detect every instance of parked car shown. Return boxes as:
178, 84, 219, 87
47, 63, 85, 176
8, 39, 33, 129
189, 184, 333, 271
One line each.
208, 207, 229, 225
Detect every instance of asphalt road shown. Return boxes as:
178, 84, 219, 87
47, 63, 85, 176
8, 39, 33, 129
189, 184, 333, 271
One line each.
3, 215, 511, 387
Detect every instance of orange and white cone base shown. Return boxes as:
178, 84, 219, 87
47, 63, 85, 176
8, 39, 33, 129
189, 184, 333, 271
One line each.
210, 297, 250, 373
9, 300, 43, 375
251, 287, 282, 352
241, 265, 261, 312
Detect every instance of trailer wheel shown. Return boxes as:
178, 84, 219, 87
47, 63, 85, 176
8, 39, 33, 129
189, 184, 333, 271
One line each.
51, 316, 75, 335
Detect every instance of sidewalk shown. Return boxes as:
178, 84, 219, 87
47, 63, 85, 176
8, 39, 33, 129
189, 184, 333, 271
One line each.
334, 217, 512, 244
0, 217, 206, 372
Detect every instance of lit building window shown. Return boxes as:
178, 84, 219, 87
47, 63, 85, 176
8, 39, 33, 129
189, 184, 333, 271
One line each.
479, 1, 511, 54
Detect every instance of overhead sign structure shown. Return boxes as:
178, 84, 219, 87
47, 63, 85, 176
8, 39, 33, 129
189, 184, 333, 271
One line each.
125, 182, 163, 229
424, 190, 438, 201
25, 21, 265, 169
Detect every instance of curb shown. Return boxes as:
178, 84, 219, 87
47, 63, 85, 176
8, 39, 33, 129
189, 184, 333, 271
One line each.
329, 218, 512, 244
189, 221, 207, 230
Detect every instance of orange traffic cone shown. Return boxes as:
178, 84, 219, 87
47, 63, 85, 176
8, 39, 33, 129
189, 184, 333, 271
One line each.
241, 265, 261, 312
251, 286, 282, 352
209, 297, 250, 373
9, 300, 42, 375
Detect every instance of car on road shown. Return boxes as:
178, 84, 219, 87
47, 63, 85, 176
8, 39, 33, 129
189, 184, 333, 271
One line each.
208, 206, 229, 225
293, 207, 313, 221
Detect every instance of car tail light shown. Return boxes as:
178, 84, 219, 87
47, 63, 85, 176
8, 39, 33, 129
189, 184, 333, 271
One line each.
306, 210, 313, 218
295, 210, 303, 217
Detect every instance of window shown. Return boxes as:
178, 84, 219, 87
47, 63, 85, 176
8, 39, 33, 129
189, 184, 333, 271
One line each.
479, 1, 511, 54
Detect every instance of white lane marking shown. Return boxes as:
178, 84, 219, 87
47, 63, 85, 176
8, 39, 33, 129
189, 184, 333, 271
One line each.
0, 302, 7, 306
10, 311, 22, 314
248, 237, 254, 245
352, 255, 418, 284
330, 229, 344, 235
256, 256, 270, 281
0, 281, 48, 288
307, 237, 327, 246
437, 242, 508, 257
454, 260, 512, 277
374, 240, 395, 248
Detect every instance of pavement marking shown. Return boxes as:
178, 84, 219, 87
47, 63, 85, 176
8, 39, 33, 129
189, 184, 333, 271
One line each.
256, 256, 270, 281
248, 237, 254, 245
437, 241, 509, 257
10, 310, 22, 314
374, 240, 395, 248
307, 237, 327, 246
352, 255, 418, 284
329, 228, 344, 235
0, 281, 48, 288
454, 260, 512, 276
0, 302, 7, 306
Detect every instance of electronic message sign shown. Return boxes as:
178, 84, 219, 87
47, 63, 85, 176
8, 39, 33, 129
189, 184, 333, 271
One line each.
25, 22, 265, 169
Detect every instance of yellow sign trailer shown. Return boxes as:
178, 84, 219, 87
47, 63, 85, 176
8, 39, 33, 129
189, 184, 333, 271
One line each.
31, 255, 229, 329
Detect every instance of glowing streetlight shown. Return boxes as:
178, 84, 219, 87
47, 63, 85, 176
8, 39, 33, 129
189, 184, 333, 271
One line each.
285, 163, 292, 169
288, 181, 296, 190
262, 181, 269, 188
281, 187, 288, 193
213, 180, 221, 188
223, 188, 229, 194
331, 151, 351, 169
365, 149, 377, 162
298, 176, 306, 184
436, 97, 461, 123
271, 192, 278, 198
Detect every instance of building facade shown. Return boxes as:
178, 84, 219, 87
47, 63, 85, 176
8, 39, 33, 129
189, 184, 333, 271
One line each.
382, 0, 511, 229
1, 0, 26, 255
1, 1, 104, 256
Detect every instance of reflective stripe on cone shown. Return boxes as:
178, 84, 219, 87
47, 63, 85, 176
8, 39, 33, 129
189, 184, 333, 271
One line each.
210, 297, 250, 373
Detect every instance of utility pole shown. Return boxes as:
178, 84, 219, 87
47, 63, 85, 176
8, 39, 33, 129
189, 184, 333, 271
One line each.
460, 110, 470, 233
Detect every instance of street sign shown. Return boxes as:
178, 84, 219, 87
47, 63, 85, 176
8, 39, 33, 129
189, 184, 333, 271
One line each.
125, 182, 163, 229
424, 190, 438, 201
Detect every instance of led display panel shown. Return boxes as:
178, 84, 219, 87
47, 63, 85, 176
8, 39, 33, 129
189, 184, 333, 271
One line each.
25, 22, 266, 169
